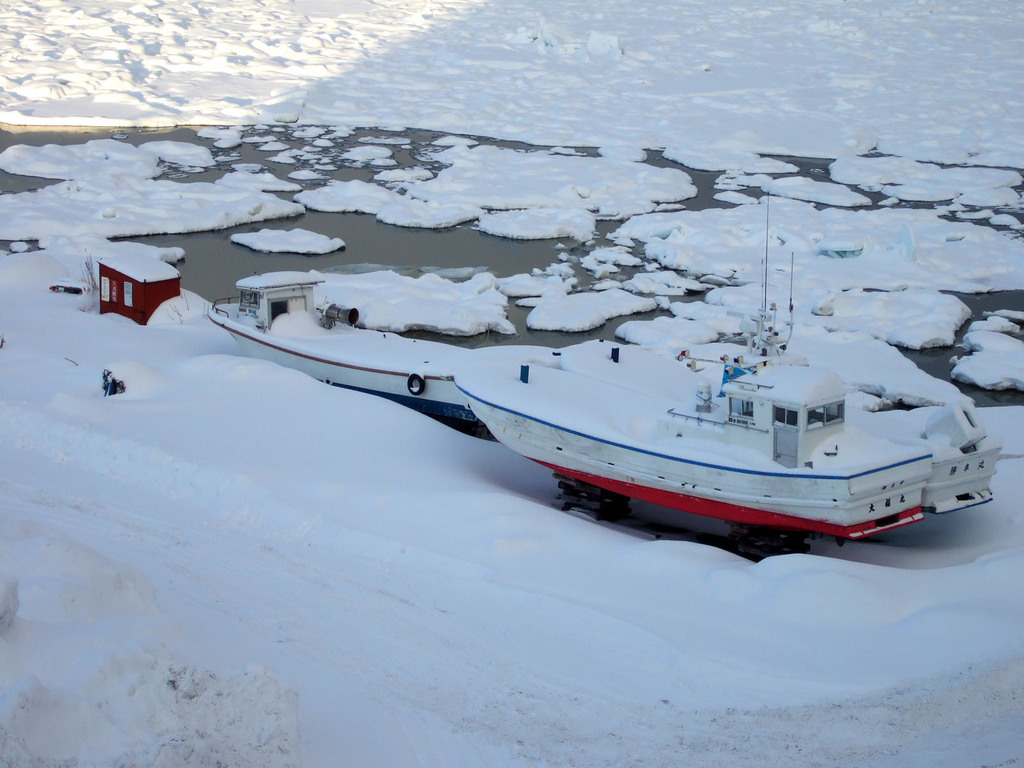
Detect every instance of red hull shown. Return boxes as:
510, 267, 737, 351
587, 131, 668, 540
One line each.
537, 461, 924, 540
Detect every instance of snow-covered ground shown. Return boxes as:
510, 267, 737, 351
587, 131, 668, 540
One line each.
2, 0, 1024, 766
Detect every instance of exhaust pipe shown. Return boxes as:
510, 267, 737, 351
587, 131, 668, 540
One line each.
320, 304, 360, 328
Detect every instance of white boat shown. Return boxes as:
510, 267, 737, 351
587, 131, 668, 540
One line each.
208, 272, 550, 428
455, 310, 1001, 553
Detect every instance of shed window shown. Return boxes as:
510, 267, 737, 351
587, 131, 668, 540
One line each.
773, 406, 798, 427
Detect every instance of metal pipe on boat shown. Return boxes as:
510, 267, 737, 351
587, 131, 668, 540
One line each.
520, 364, 530, 383
322, 304, 360, 326
611, 347, 620, 363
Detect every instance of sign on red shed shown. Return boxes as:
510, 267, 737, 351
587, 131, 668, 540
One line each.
98, 255, 181, 325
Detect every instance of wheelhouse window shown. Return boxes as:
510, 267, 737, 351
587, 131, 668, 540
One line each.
239, 289, 261, 311
773, 406, 798, 427
729, 397, 754, 422
807, 401, 844, 429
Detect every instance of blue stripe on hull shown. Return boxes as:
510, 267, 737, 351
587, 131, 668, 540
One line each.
925, 496, 992, 515
329, 381, 477, 422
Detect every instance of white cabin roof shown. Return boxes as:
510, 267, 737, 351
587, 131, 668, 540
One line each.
99, 254, 180, 283
236, 271, 323, 291
726, 364, 846, 407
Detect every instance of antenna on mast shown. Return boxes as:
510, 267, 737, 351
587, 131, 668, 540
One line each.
762, 192, 770, 312
788, 249, 795, 316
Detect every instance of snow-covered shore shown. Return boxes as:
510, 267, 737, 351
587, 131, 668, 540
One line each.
2, 270, 1023, 766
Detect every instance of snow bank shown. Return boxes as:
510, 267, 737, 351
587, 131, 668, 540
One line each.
616, 269, 709, 296
615, 314, 721, 349
0, 523, 299, 767
1, 224, 1023, 766
148, 290, 212, 326
790, 330, 963, 407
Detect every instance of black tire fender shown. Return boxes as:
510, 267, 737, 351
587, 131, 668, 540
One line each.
407, 373, 426, 396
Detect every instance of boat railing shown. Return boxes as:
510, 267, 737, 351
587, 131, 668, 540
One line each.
210, 297, 235, 317
666, 408, 768, 433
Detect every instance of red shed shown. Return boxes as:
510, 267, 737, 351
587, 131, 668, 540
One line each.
98, 255, 181, 325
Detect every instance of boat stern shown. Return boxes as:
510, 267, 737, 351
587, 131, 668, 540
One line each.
920, 435, 1001, 514
921, 399, 1002, 514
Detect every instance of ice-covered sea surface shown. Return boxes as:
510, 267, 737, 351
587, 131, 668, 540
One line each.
3, 124, 1023, 398
2, 0, 1024, 766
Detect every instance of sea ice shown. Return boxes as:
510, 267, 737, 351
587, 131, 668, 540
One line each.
216, 170, 302, 192
808, 288, 971, 349
579, 246, 642, 278
139, 140, 216, 168
230, 228, 346, 255
377, 198, 484, 229
476, 207, 597, 241
615, 315, 722, 349
0, 175, 303, 241
616, 270, 709, 296
830, 155, 1023, 203
762, 176, 872, 207
526, 288, 657, 332
295, 179, 401, 214
952, 331, 1024, 391
662, 147, 798, 174
497, 272, 576, 298
407, 144, 698, 218
313, 270, 514, 336
341, 145, 397, 166
0, 138, 160, 180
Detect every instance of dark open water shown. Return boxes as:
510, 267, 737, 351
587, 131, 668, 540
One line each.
2, 125, 1022, 405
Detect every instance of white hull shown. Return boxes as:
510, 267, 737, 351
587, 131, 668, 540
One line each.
209, 302, 556, 424
455, 341, 1000, 539
211, 307, 478, 420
